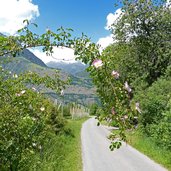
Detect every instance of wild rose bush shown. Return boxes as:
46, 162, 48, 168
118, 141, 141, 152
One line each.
92, 58, 140, 149
0, 22, 81, 170
75, 42, 140, 149
0, 68, 66, 170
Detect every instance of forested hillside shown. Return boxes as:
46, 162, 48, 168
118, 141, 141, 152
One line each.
1, 52, 97, 106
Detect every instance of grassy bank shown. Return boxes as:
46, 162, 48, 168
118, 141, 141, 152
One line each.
127, 130, 171, 171
30, 118, 87, 171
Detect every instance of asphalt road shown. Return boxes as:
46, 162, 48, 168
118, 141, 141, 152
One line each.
81, 118, 167, 171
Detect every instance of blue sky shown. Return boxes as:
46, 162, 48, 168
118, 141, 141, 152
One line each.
0, 0, 121, 63
32, 0, 118, 42
0, 0, 170, 63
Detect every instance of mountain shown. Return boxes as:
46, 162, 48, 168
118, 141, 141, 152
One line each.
0, 49, 98, 106
46, 61, 87, 76
0, 33, 46, 67
20, 49, 47, 67
0, 33, 98, 105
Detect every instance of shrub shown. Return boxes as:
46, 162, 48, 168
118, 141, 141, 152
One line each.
135, 77, 171, 128
134, 76, 171, 149
63, 105, 71, 118
0, 69, 66, 170
149, 99, 171, 150
89, 103, 98, 116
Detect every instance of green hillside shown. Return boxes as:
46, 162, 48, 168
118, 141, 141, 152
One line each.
1, 55, 98, 106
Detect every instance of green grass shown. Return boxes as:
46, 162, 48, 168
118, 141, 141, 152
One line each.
127, 130, 171, 171
30, 118, 88, 171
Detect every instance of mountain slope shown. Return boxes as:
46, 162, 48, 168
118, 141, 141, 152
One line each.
19, 49, 47, 67
1, 53, 98, 106
46, 61, 87, 76
0, 33, 46, 67
0, 32, 98, 105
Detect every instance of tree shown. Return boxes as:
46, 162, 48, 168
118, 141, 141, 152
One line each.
102, 43, 139, 85
105, 0, 171, 150
0, 20, 74, 57
113, 0, 171, 85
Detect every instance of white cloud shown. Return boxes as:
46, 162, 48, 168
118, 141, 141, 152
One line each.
97, 8, 122, 50
98, 1, 171, 51
29, 47, 77, 64
0, 0, 39, 35
105, 8, 123, 30
97, 35, 114, 51
165, 0, 171, 8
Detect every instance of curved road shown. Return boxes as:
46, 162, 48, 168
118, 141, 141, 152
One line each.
81, 118, 167, 171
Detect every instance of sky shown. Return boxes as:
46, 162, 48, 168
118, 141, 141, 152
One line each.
0, 0, 122, 63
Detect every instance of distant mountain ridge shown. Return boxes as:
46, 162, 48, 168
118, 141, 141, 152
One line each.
0, 33, 46, 67
20, 49, 47, 67
46, 61, 88, 76
0, 33, 98, 105
0, 47, 97, 105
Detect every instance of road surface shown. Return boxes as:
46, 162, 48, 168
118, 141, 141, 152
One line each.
81, 118, 167, 171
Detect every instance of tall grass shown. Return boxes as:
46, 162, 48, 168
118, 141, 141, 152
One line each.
29, 118, 87, 171
127, 130, 171, 171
